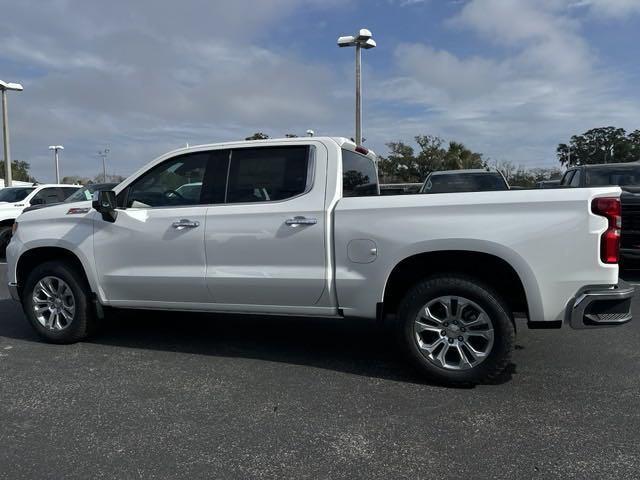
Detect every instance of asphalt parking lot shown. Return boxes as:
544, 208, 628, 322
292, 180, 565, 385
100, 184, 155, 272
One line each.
1, 263, 639, 479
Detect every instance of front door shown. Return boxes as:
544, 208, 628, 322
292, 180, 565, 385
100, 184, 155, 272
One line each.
204, 144, 328, 308
93, 151, 212, 306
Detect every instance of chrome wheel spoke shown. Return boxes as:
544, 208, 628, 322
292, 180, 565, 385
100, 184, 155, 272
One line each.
414, 295, 495, 371
32, 276, 76, 332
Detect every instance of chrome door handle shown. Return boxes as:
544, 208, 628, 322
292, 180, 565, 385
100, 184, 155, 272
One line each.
172, 219, 200, 230
285, 216, 317, 227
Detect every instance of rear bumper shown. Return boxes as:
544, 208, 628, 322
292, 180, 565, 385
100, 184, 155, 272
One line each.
8, 282, 20, 302
566, 281, 634, 329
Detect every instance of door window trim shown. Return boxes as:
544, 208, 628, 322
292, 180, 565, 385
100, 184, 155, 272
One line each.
117, 144, 317, 210
222, 145, 316, 206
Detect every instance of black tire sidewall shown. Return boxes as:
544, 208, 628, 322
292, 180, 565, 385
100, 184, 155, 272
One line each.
22, 261, 93, 343
398, 275, 514, 385
0, 226, 12, 258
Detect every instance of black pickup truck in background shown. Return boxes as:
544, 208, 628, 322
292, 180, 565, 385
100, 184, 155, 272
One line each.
560, 162, 640, 265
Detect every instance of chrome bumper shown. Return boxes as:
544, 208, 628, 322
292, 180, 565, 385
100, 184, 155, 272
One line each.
7, 282, 20, 302
567, 281, 634, 329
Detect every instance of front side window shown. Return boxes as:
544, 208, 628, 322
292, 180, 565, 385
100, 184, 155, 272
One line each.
342, 149, 379, 197
126, 152, 208, 208
226, 146, 310, 203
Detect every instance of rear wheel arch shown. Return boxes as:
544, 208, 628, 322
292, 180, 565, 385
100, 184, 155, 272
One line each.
381, 250, 530, 320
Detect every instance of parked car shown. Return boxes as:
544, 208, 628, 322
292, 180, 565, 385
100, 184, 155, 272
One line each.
22, 183, 119, 213
5, 138, 633, 384
420, 169, 509, 193
560, 162, 640, 264
0, 184, 82, 256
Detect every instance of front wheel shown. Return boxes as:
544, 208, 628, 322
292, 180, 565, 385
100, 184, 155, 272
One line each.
397, 275, 515, 385
22, 260, 97, 343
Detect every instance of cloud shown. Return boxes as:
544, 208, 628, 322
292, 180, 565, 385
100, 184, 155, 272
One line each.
375, 0, 640, 166
0, 0, 352, 181
570, 0, 640, 18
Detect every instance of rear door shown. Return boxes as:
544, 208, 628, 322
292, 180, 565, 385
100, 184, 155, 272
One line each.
204, 144, 328, 307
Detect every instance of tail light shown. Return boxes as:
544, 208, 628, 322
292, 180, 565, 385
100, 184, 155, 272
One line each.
591, 197, 621, 264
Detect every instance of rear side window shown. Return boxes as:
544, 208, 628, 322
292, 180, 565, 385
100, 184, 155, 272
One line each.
31, 188, 63, 205
342, 149, 379, 197
226, 146, 310, 203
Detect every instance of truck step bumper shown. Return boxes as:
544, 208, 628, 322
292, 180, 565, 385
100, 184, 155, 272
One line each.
567, 281, 634, 329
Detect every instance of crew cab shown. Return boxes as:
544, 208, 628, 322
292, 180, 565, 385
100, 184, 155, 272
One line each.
5, 138, 634, 384
0, 184, 82, 256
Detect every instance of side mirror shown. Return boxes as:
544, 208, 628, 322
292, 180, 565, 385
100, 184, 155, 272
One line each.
92, 190, 118, 222
30, 198, 45, 205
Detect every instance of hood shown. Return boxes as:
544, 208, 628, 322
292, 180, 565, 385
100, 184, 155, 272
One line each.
18, 200, 93, 222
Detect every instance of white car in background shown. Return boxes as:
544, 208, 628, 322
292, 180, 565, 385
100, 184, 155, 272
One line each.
0, 184, 82, 256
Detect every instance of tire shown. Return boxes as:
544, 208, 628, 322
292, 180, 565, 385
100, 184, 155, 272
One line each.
0, 225, 12, 259
22, 260, 97, 344
397, 275, 514, 385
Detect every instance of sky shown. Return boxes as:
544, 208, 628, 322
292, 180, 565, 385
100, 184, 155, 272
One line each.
1, 0, 639, 182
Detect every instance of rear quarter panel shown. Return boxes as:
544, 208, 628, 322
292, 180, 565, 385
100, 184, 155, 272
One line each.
333, 187, 620, 321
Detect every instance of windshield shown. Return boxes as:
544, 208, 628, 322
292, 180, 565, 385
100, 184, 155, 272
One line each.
585, 167, 640, 187
64, 183, 118, 203
0, 187, 35, 202
422, 173, 507, 193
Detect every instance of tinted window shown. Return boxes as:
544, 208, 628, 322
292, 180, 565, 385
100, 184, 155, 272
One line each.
422, 173, 507, 193
585, 167, 640, 187
569, 169, 581, 187
226, 146, 310, 203
126, 152, 208, 208
561, 170, 575, 186
342, 149, 379, 197
0, 187, 34, 202
31, 188, 63, 205
65, 183, 118, 203
60, 187, 81, 200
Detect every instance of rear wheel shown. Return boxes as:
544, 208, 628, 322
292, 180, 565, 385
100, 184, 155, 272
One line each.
397, 275, 514, 385
0, 225, 12, 259
22, 260, 97, 343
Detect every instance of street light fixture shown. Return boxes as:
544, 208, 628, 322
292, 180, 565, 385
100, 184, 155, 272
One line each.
0, 80, 24, 188
337, 29, 377, 146
48, 145, 64, 183
97, 148, 110, 182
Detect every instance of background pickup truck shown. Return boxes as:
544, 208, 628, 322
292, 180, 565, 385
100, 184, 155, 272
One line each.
6, 137, 634, 384
560, 162, 640, 265
0, 183, 82, 257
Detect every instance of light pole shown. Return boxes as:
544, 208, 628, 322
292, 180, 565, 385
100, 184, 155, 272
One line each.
337, 29, 376, 146
97, 147, 110, 182
48, 145, 64, 183
0, 80, 24, 187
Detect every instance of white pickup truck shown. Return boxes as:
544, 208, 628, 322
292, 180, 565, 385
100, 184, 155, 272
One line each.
5, 137, 634, 384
